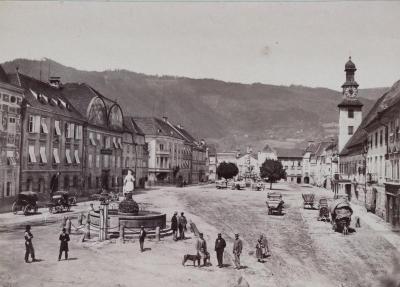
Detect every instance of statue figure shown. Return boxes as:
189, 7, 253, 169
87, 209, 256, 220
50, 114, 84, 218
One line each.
123, 169, 135, 196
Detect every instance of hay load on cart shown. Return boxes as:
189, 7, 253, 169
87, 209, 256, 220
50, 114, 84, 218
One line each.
329, 198, 353, 232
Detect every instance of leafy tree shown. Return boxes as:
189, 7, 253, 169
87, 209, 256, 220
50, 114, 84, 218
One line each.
217, 162, 239, 180
260, 159, 286, 190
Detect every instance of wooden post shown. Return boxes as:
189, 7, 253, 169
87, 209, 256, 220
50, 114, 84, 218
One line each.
119, 224, 125, 244
86, 214, 91, 240
99, 202, 109, 241
155, 226, 160, 241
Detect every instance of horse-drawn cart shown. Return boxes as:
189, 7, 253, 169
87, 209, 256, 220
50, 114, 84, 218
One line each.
12, 191, 39, 215
302, 193, 315, 209
318, 197, 330, 222
47, 191, 71, 213
266, 192, 284, 215
330, 198, 353, 232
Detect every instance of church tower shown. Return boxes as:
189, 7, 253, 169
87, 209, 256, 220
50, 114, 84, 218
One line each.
338, 57, 363, 153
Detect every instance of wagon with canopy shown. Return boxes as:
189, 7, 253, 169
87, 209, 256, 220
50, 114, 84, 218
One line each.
330, 198, 353, 232
266, 192, 284, 215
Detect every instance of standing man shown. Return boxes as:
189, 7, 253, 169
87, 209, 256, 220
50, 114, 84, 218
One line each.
65, 216, 72, 235
58, 228, 70, 261
232, 233, 243, 269
171, 212, 178, 241
178, 212, 187, 240
139, 226, 147, 252
214, 233, 226, 268
196, 233, 208, 267
24, 225, 36, 263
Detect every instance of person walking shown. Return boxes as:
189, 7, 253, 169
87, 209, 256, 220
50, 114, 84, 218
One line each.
178, 212, 187, 240
139, 226, 147, 252
58, 228, 70, 261
65, 216, 72, 235
232, 233, 243, 269
256, 239, 264, 263
259, 234, 270, 258
214, 233, 226, 268
24, 225, 36, 263
196, 233, 208, 267
171, 212, 178, 241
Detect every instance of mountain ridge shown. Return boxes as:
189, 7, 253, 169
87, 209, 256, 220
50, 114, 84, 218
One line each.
2, 58, 384, 151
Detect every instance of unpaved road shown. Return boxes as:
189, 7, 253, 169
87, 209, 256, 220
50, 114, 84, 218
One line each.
0, 183, 398, 287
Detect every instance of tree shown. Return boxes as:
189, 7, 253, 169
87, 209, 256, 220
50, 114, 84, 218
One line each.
260, 159, 286, 190
217, 162, 239, 180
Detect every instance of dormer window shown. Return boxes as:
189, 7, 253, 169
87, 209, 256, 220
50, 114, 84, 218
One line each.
50, 98, 57, 106
30, 89, 38, 100
58, 99, 67, 109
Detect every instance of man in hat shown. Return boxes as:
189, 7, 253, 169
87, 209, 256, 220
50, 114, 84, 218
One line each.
214, 233, 226, 267
59, 228, 70, 261
232, 233, 243, 269
171, 212, 178, 241
178, 212, 187, 240
196, 233, 208, 267
139, 226, 147, 252
24, 225, 36, 263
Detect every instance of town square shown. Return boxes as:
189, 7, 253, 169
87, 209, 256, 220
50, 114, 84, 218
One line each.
1, 1, 400, 287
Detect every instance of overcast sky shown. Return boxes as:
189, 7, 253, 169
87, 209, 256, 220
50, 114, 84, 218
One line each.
1, 1, 399, 90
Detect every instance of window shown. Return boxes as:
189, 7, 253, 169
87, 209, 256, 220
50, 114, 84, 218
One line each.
54, 120, 61, 136
40, 117, 48, 134
75, 125, 82, 140
73, 176, 78, 188
380, 130, 383, 146
88, 154, 93, 168
96, 155, 100, 168
118, 138, 123, 149
28, 115, 34, 133
104, 155, 109, 168
28, 145, 36, 163
348, 109, 354, 118
3, 94, 9, 102
113, 137, 118, 149
97, 134, 101, 146
117, 156, 121, 168
375, 132, 378, 147
89, 132, 96, 146
65, 149, 72, 164
348, 126, 354, 135
64, 175, 70, 189
6, 182, 11, 196
53, 148, 60, 164
74, 150, 80, 164
160, 144, 164, 151
39, 146, 47, 163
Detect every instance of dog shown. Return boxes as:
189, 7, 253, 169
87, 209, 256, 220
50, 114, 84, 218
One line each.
343, 225, 349, 236
182, 254, 201, 267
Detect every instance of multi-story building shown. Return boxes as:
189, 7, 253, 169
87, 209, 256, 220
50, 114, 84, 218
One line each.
133, 117, 185, 185
192, 142, 207, 183
0, 67, 23, 206
257, 144, 277, 167
276, 148, 303, 183
236, 150, 259, 179
61, 83, 124, 194
207, 146, 217, 182
8, 73, 86, 195
173, 124, 196, 184
123, 117, 149, 188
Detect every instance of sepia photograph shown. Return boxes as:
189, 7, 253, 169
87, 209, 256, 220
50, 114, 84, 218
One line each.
0, 1, 400, 286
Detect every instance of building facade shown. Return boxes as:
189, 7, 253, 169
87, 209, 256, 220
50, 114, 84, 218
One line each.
276, 148, 303, 183
0, 67, 23, 205
9, 73, 86, 196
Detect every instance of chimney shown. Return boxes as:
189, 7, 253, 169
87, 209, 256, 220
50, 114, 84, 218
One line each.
162, 116, 168, 122
49, 76, 61, 89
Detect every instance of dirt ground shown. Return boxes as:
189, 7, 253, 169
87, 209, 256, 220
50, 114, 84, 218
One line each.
0, 183, 399, 287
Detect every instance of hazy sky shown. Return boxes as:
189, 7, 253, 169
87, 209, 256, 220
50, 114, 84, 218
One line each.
1, 1, 399, 90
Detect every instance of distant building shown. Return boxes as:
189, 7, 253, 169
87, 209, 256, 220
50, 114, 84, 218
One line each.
207, 146, 217, 182
257, 144, 277, 167
236, 149, 259, 179
0, 67, 23, 205
275, 148, 303, 183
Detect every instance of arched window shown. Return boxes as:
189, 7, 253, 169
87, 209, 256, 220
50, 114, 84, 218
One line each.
108, 105, 123, 130
88, 97, 107, 126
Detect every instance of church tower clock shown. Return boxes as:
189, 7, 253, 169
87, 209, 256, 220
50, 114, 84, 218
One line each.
338, 57, 363, 153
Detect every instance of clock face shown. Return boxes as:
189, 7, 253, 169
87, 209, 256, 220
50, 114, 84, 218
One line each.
344, 87, 358, 98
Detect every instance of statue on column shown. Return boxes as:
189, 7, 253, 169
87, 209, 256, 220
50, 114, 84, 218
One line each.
123, 169, 135, 197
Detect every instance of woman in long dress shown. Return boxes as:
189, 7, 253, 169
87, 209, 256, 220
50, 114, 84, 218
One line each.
256, 239, 264, 263
123, 170, 135, 196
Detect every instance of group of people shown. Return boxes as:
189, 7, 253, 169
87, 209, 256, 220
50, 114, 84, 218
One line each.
24, 224, 71, 263
194, 233, 269, 269
171, 211, 187, 241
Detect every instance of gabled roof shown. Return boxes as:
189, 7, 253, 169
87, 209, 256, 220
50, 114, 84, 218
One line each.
132, 117, 185, 140
275, 148, 303, 159
123, 116, 145, 136
7, 73, 84, 121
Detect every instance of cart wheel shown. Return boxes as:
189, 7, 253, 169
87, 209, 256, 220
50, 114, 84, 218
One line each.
24, 204, 32, 216
12, 202, 18, 214
70, 197, 77, 205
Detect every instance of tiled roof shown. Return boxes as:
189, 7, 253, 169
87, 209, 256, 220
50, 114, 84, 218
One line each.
60, 83, 96, 117
337, 98, 363, 108
7, 73, 84, 121
275, 148, 303, 158
132, 117, 185, 140
174, 125, 197, 144
123, 116, 145, 135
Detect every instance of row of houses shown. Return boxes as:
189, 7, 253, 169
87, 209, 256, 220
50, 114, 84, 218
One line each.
0, 65, 207, 208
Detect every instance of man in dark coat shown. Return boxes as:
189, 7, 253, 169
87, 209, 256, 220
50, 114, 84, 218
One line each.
178, 212, 187, 240
139, 226, 147, 252
24, 225, 36, 263
171, 212, 178, 241
214, 233, 226, 268
59, 228, 70, 261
